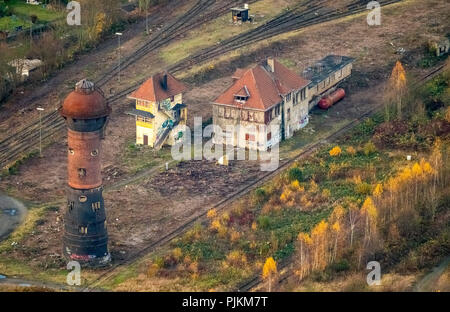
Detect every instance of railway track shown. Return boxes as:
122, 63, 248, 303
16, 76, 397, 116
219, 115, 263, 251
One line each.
0, 0, 404, 169
82, 63, 446, 292
0, 0, 249, 169
236, 64, 446, 292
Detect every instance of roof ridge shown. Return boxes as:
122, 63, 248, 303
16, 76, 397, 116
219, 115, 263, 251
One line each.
249, 67, 266, 109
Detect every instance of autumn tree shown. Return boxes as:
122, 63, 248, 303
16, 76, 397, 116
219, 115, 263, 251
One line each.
385, 61, 408, 120
262, 257, 277, 292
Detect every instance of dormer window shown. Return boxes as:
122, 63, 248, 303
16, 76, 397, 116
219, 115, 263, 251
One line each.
234, 95, 249, 102
234, 85, 250, 103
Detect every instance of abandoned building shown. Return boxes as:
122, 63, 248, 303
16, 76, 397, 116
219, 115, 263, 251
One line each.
212, 58, 311, 151
59, 79, 111, 267
231, 4, 250, 23
127, 72, 188, 149
302, 55, 354, 109
429, 37, 450, 57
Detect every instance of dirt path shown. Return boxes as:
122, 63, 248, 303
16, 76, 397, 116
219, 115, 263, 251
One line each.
0, 193, 27, 242
414, 257, 450, 292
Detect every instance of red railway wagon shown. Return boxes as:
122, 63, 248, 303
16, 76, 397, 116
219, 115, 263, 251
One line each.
318, 88, 346, 109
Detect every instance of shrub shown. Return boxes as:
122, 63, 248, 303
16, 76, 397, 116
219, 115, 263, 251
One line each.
346, 146, 357, 156
257, 215, 271, 230
355, 182, 372, 195
288, 167, 303, 182
329, 146, 342, 157
207, 209, 217, 219
363, 141, 377, 156
253, 188, 268, 205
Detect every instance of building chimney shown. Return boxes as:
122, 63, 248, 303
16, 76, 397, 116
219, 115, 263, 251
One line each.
161, 73, 168, 90
267, 58, 275, 72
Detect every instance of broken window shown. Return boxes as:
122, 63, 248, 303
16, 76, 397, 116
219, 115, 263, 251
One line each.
78, 168, 87, 178
68, 148, 75, 155
287, 108, 291, 121
68, 201, 74, 211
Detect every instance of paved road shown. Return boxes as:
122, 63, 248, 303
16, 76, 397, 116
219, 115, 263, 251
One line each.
0, 193, 27, 242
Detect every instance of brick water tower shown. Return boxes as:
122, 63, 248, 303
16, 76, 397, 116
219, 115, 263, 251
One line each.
59, 79, 111, 266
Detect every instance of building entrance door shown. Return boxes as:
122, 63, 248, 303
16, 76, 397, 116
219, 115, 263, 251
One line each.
144, 135, 149, 146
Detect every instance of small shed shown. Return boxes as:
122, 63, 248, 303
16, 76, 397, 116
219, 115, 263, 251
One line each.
231, 5, 250, 22
429, 37, 450, 57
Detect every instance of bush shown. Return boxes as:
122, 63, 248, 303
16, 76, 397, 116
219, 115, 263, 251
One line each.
329, 146, 342, 157
355, 182, 372, 195
363, 141, 377, 156
253, 188, 268, 205
288, 167, 303, 182
257, 215, 271, 230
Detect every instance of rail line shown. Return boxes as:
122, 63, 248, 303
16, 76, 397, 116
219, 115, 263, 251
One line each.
82, 62, 446, 292
0, 0, 403, 169
236, 64, 446, 292
0, 0, 249, 169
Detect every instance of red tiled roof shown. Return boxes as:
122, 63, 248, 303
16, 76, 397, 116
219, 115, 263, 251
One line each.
232, 68, 246, 80
214, 59, 310, 111
128, 72, 187, 102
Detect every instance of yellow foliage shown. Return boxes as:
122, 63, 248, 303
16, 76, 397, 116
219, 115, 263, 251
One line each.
312, 220, 329, 238
332, 221, 341, 233
331, 205, 345, 221
290, 180, 304, 192
94, 12, 107, 38
361, 197, 378, 219
298, 232, 313, 245
329, 146, 342, 157
251, 222, 258, 231
390, 61, 407, 91
207, 209, 217, 219
210, 219, 221, 231
227, 250, 247, 267
346, 146, 357, 156
310, 180, 319, 193
280, 189, 292, 203
262, 257, 277, 279
230, 229, 241, 242
373, 184, 384, 197
322, 188, 331, 199
412, 162, 423, 178
221, 212, 230, 224
172, 248, 183, 261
